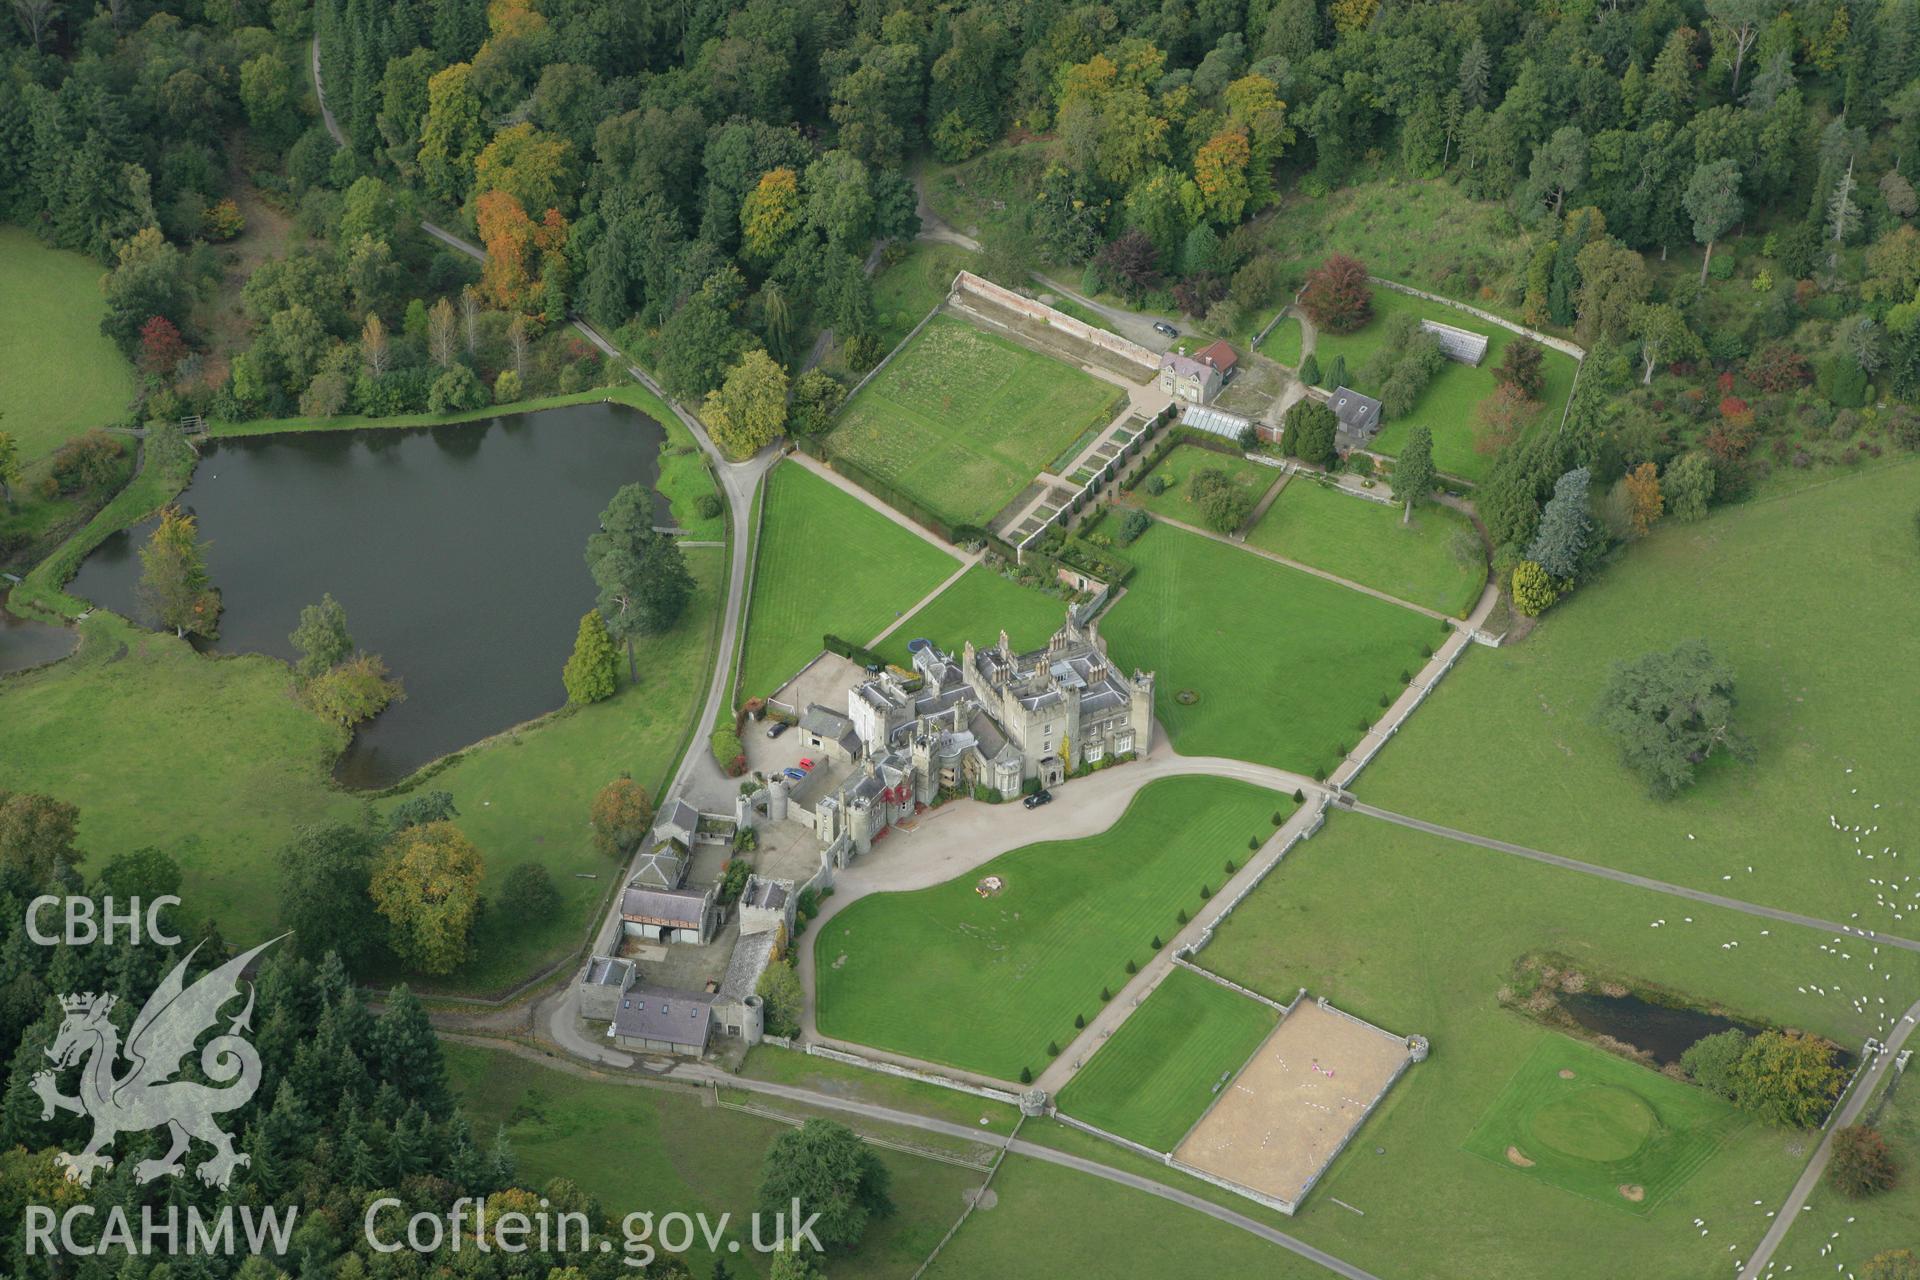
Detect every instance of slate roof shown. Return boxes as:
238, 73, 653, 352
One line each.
741, 876, 789, 912
1329, 387, 1383, 441
628, 843, 688, 890
620, 885, 709, 928
584, 956, 633, 987
609, 985, 714, 1051
717, 929, 777, 1005
799, 703, 855, 739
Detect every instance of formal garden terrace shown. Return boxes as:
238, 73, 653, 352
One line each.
65, 402, 669, 788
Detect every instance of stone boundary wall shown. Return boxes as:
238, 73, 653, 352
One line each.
909, 1117, 1025, 1280
953, 271, 1161, 378
840, 296, 945, 409
1820, 1041, 1881, 1131
1333, 639, 1466, 786
1368, 277, 1586, 360
1167, 1155, 1301, 1215
1181, 794, 1331, 959
1169, 957, 1299, 1015
1048, 1109, 1175, 1164
791, 1041, 1026, 1106
1018, 406, 1176, 557
1290, 1032, 1418, 1212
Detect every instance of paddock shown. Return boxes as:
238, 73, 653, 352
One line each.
1172, 996, 1419, 1212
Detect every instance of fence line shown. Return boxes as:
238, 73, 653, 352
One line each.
790, 1042, 1026, 1106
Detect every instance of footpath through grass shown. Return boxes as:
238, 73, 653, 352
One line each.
1100, 520, 1441, 776
737, 462, 957, 701
1195, 812, 1920, 1280
1057, 966, 1279, 1151
1246, 478, 1486, 617
447, 1044, 983, 1280
827, 313, 1125, 528
1359, 458, 1920, 928
1307, 288, 1576, 483
0, 227, 137, 458
876, 564, 1068, 667
815, 776, 1286, 1080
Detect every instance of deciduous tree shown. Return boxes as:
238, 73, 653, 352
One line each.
303, 654, 403, 726
586, 484, 696, 678
1394, 427, 1436, 523
137, 505, 220, 638
290, 593, 354, 681
755, 1120, 894, 1250
1731, 1030, 1845, 1127
1828, 1125, 1899, 1197
370, 821, 484, 976
1624, 461, 1663, 535
0, 790, 81, 881
276, 823, 385, 968
701, 350, 789, 459
589, 776, 653, 856
1299, 254, 1372, 333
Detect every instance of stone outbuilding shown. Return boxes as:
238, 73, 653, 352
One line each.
608, 985, 715, 1055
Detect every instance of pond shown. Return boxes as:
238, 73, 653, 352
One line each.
1558, 991, 1854, 1070
0, 589, 78, 676
67, 403, 668, 789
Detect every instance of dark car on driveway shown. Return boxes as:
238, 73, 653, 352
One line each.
1152, 321, 1178, 337
1023, 789, 1054, 809
766, 721, 788, 739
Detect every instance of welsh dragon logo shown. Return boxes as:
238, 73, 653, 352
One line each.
32, 936, 282, 1189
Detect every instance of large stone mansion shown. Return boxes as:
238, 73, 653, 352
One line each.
771, 612, 1154, 868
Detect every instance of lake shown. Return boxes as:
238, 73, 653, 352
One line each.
0, 589, 78, 675
67, 403, 668, 788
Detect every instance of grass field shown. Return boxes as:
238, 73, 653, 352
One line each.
1056, 967, 1279, 1151
814, 776, 1286, 1080
0, 551, 724, 994
1099, 521, 1441, 776
826, 314, 1125, 528
870, 240, 977, 353
738, 1046, 1020, 1136
1307, 289, 1577, 483
1461, 1035, 1746, 1214
922, 1153, 1333, 1280
1195, 812, 1920, 1280
1767, 1064, 1920, 1275
1246, 478, 1486, 616
0, 227, 137, 458
1260, 315, 1304, 367
737, 463, 957, 701
1127, 446, 1279, 527
447, 1044, 985, 1280
876, 565, 1067, 667
1359, 458, 1920, 928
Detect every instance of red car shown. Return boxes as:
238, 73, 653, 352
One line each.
798, 758, 816, 770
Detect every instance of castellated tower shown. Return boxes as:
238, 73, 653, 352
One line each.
1130, 667, 1156, 755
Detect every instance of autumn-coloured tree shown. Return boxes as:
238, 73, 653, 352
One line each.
1193, 128, 1253, 225
741, 166, 802, 263
371, 820, 484, 975
702, 350, 790, 458
360, 312, 389, 377
472, 122, 575, 216
303, 653, 404, 726
137, 315, 188, 378
1330, 0, 1380, 36
1476, 382, 1534, 454
137, 505, 220, 638
1094, 229, 1161, 302
477, 189, 536, 310
427, 296, 458, 368
1828, 1125, 1899, 1198
1624, 461, 1663, 536
590, 775, 654, 856
1300, 254, 1373, 333
417, 63, 485, 205
1492, 337, 1546, 400
1744, 342, 1810, 391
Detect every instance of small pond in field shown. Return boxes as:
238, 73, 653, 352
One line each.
66, 402, 668, 789
1559, 992, 1854, 1070
0, 589, 78, 675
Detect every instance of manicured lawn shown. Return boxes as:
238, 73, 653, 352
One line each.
447, 1044, 985, 1280
1056, 967, 1279, 1151
876, 565, 1069, 667
1127, 446, 1279, 527
1260, 315, 1304, 367
1768, 1065, 1920, 1275
1359, 458, 1920, 930
1194, 812, 1920, 1280
1246, 477, 1486, 616
1099, 521, 1442, 776
870, 240, 976, 354
826, 314, 1125, 528
1308, 288, 1577, 483
0, 552, 725, 994
814, 776, 1287, 1080
922, 1153, 1333, 1280
0, 226, 137, 458
1461, 1035, 1746, 1214
737, 462, 957, 700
